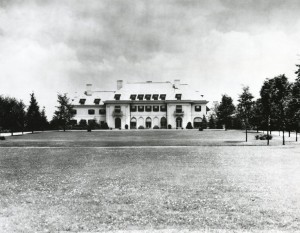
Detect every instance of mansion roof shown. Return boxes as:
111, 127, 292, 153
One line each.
71, 80, 208, 106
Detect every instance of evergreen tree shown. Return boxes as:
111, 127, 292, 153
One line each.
216, 95, 235, 130
40, 107, 49, 131
26, 92, 42, 133
237, 86, 254, 142
53, 93, 75, 131
208, 115, 216, 129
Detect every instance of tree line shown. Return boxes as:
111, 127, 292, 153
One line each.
0, 93, 74, 135
209, 64, 300, 145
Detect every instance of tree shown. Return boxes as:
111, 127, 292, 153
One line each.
208, 115, 216, 129
269, 75, 290, 145
260, 79, 274, 145
53, 93, 75, 131
202, 115, 208, 129
40, 107, 49, 131
287, 65, 300, 141
26, 92, 42, 133
237, 86, 254, 142
216, 95, 235, 130
250, 98, 264, 133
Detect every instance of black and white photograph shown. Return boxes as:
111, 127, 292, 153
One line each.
0, 0, 300, 232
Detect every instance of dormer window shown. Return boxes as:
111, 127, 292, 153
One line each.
79, 99, 86, 105
114, 94, 121, 100
145, 94, 151, 100
94, 99, 100, 104
152, 94, 159, 100
160, 94, 166, 100
138, 94, 144, 100
175, 94, 182, 100
130, 94, 137, 100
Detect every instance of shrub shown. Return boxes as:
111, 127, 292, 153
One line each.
198, 127, 203, 131
168, 124, 172, 129
186, 122, 193, 129
153, 125, 159, 129
125, 124, 128, 129
138, 125, 144, 129
255, 134, 272, 140
0, 136, 5, 140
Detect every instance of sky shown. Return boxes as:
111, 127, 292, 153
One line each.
1, 0, 300, 119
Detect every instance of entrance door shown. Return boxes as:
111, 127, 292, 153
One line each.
115, 117, 121, 128
193, 117, 202, 128
176, 117, 182, 128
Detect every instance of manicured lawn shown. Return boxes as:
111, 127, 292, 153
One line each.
0, 130, 300, 232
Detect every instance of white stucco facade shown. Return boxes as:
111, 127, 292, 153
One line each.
71, 80, 209, 129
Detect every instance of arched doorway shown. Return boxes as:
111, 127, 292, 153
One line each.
193, 117, 202, 128
153, 117, 159, 127
130, 117, 137, 129
138, 117, 144, 128
176, 117, 182, 128
160, 117, 167, 129
146, 117, 152, 129
115, 117, 121, 128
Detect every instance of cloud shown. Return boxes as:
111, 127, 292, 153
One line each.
1, 0, 300, 118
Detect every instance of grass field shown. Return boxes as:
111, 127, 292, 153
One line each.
0, 130, 300, 232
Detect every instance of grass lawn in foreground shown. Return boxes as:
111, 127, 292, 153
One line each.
0, 130, 300, 232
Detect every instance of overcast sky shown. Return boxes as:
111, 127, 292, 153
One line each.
1, 0, 300, 118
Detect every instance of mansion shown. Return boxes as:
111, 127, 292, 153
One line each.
71, 80, 209, 129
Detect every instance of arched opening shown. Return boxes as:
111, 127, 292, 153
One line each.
153, 117, 159, 127
176, 117, 182, 128
115, 117, 121, 128
193, 117, 202, 128
146, 117, 152, 129
130, 117, 137, 129
160, 117, 167, 129
138, 117, 144, 128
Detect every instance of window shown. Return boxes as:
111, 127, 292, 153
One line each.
79, 99, 86, 105
138, 94, 144, 100
175, 94, 182, 100
152, 94, 159, 100
195, 105, 201, 112
130, 94, 137, 100
114, 94, 121, 100
160, 94, 166, 100
114, 106, 121, 113
130, 106, 137, 112
94, 99, 100, 104
145, 106, 152, 112
99, 109, 106, 115
176, 105, 182, 113
153, 106, 159, 112
160, 105, 166, 112
71, 109, 77, 114
130, 117, 137, 129
145, 94, 151, 100
138, 106, 144, 112
88, 109, 95, 115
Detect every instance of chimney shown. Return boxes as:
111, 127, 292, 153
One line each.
117, 80, 123, 90
174, 79, 180, 89
86, 84, 92, 96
